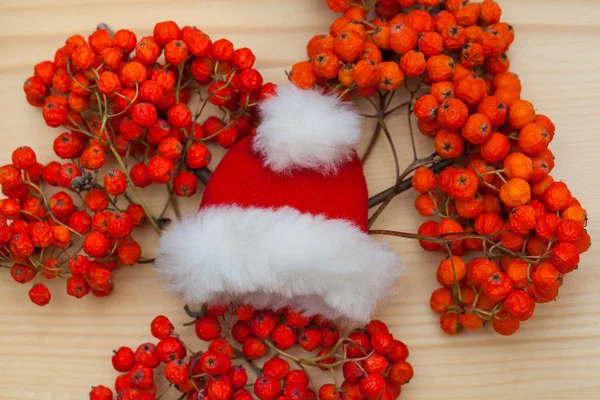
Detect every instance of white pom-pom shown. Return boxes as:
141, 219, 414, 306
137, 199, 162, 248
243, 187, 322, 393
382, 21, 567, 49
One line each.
252, 85, 362, 174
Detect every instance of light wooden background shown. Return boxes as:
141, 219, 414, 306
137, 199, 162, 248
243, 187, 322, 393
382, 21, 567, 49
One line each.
1, 1, 600, 399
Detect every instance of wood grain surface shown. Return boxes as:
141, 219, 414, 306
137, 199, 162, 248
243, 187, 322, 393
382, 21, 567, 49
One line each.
1, 1, 600, 399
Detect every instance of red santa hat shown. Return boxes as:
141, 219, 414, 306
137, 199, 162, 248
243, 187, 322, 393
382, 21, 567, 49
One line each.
155, 85, 402, 323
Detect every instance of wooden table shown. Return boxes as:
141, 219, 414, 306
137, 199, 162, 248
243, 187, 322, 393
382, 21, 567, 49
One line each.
1, 1, 599, 399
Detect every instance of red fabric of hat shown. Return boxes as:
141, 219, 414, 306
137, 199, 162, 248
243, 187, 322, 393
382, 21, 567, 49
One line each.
155, 85, 402, 324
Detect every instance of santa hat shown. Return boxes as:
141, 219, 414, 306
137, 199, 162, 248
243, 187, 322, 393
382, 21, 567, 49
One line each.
155, 85, 402, 323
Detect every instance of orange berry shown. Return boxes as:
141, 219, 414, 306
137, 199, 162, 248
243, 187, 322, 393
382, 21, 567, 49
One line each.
481, 131, 510, 163
418, 31, 444, 57
518, 123, 550, 156
467, 257, 499, 287
330, 17, 352, 37
405, 9, 434, 32
533, 114, 555, 136
337, 64, 354, 87
289, 62, 316, 90
333, 30, 365, 62
494, 86, 520, 108
437, 98, 468, 130
460, 42, 485, 68
551, 243, 580, 274
437, 256, 467, 286
508, 205, 536, 235
417, 118, 440, 137
459, 313, 483, 331
492, 71, 521, 92
312, 51, 341, 79
461, 113, 491, 144
411, 167, 438, 193
535, 212, 560, 240
454, 74, 487, 105
455, 193, 485, 219
542, 182, 572, 211
414, 94, 439, 122
506, 259, 530, 288
358, 40, 380, 62
447, 168, 478, 200
399, 50, 426, 77
478, 30, 506, 57
561, 206, 587, 225
480, 0, 502, 25
434, 129, 464, 159
454, 2, 481, 26
418, 220, 441, 251
557, 219, 584, 243
532, 262, 563, 290
430, 287, 455, 313
482, 272, 513, 302
503, 152, 533, 180
430, 81, 455, 103
492, 310, 520, 336
377, 62, 404, 91
426, 54, 455, 82
414, 193, 438, 216
500, 226, 525, 252
390, 24, 418, 54
352, 60, 380, 87
508, 99, 536, 129
500, 178, 531, 207
482, 193, 501, 214
485, 52, 510, 75
441, 25, 466, 50
373, 26, 391, 50
439, 312, 461, 335
474, 212, 503, 238
436, 218, 464, 253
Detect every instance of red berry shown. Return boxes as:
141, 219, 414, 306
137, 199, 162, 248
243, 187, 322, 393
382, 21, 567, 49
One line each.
359, 374, 386, 400
150, 315, 174, 340
156, 336, 186, 363
386, 340, 409, 363
164, 359, 190, 385
365, 320, 389, 337
298, 328, 323, 352
271, 324, 297, 350
29, 283, 51, 306
285, 370, 310, 390
263, 357, 290, 380
134, 343, 160, 369
195, 315, 222, 341
209, 337, 235, 357
232, 320, 253, 344
388, 361, 414, 385
345, 331, 372, 358
199, 350, 231, 376
343, 361, 365, 384
230, 365, 248, 390
320, 325, 341, 347
254, 376, 281, 400
250, 313, 277, 339
242, 337, 267, 360
112, 346, 135, 372
370, 331, 394, 354
89, 385, 113, 400
130, 364, 154, 390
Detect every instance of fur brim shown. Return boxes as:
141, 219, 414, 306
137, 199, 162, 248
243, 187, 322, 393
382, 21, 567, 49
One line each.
154, 206, 402, 324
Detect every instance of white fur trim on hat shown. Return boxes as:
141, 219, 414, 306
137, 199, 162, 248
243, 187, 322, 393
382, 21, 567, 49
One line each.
253, 85, 362, 174
154, 206, 402, 324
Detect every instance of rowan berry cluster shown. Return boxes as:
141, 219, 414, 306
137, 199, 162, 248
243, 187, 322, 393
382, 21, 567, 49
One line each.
5, 21, 272, 305
291, 0, 590, 336
89, 305, 413, 400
